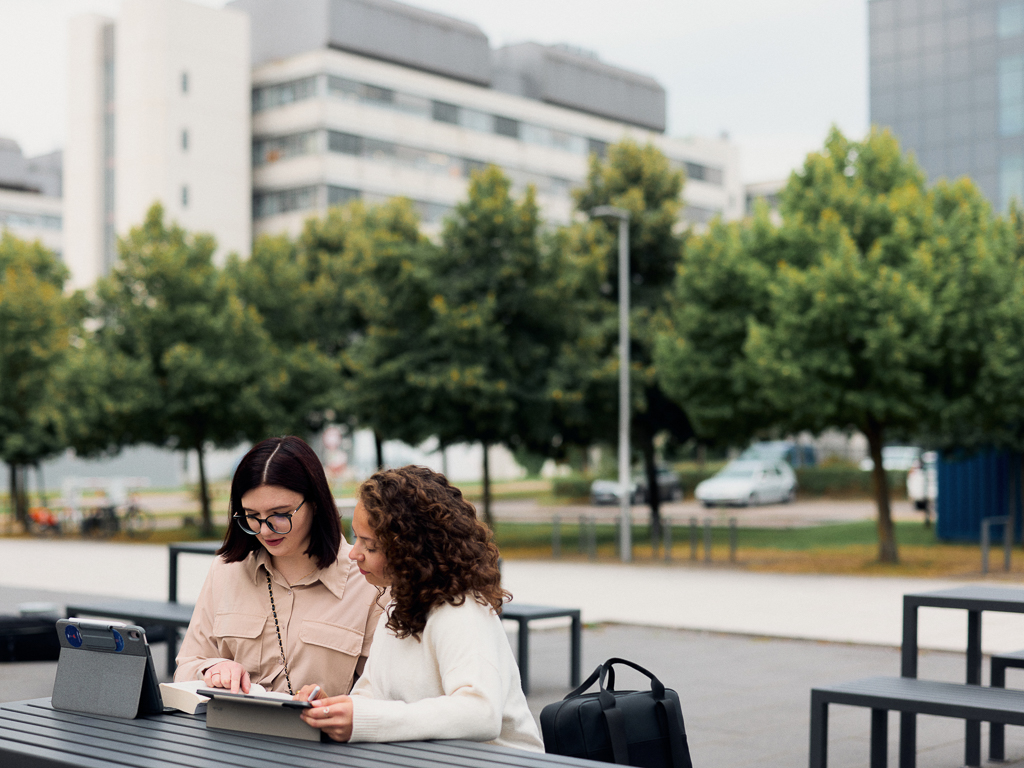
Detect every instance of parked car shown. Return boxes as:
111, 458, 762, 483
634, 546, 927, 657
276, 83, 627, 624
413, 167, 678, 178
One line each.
906, 450, 938, 512
694, 460, 797, 507
859, 446, 921, 472
590, 466, 683, 506
739, 440, 816, 468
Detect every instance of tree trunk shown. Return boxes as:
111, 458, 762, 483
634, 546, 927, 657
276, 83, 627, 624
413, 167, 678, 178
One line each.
481, 442, 494, 529
641, 431, 662, 543
196, 445, 212, 538
8, 464, 16, 527
12, 465, 28, 527
866, 420, 898, 563
374, 430, 384, 470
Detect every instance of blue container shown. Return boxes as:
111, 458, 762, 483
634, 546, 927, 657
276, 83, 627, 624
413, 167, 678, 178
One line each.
936, 448, 1022, 543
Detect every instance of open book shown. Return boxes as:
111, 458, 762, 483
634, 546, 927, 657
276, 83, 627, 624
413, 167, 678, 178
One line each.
160, 679, 290, 714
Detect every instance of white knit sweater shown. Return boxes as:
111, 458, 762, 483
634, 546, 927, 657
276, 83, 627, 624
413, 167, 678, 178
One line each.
348, 597, 545, 752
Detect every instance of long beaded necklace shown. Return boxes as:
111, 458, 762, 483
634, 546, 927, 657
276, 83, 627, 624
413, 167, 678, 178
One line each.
265, 572, 295, 695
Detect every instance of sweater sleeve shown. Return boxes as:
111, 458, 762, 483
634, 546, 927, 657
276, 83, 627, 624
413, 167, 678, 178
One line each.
348, 603, 506, 743
173, 559, 232, 682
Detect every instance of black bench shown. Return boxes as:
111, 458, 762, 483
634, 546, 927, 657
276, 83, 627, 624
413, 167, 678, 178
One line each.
989, 648, 1024, 759
810, 676, 1024, 768
500, 603, 581, 695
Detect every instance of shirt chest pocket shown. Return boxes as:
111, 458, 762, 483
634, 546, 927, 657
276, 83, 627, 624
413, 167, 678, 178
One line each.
213, 612, 267, 670
299, 620, 364, 656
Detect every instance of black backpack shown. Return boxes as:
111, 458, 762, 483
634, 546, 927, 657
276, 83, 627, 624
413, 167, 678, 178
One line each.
540, 657, 693, 768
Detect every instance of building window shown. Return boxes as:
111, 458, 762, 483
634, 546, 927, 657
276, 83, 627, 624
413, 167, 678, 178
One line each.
999, 2, 1024, 38
683, 161, 725, 186
181, 71, 189, 94
253, 131, 319, 165
432, 101, 460, 124
181, 129, 189, 151
1001, 154, 1024, 210
327, 185, 360, 208
494, 115, 521, 139
1000, 55, 1024, 135
181, 185, 189, 208
588, 138, 609, 158
253, 186, 319, 218
252, 76, 318, 112
327, 130, 363, 156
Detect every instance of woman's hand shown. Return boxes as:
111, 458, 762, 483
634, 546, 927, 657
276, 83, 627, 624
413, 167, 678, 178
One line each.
299, 694, 354, 742
203, 661, 251, 693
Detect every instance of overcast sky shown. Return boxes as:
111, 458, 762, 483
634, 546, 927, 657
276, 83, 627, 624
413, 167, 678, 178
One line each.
0, 0, 869, 182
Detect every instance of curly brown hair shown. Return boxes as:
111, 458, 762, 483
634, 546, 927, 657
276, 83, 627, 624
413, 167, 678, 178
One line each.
358, 465, 509, 639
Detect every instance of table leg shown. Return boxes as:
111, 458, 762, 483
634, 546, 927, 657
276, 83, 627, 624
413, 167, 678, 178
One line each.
168, 549, 179, 604
965, 610, 982, 767
899, 598, 918, 768
809, 691, 829, 768
517, 618, 530, 696
991, 658, 1008, 761
570, 611, 581, 688
871, 709, 888, 768
164, 624, 178, 678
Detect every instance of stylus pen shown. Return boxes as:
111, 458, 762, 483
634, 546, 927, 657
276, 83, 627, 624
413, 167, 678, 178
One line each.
308, 685, 321, 702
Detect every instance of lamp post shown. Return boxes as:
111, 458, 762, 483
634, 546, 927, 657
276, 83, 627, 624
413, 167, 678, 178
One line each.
591, 205, 632, 563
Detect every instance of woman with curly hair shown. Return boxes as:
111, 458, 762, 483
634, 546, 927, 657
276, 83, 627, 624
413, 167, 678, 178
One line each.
296, 465, 544, 752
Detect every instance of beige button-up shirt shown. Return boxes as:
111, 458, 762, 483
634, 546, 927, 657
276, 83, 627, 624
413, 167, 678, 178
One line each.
174, 540, 384, 695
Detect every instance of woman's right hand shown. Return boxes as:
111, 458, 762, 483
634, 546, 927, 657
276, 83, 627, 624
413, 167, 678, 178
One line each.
203, 661, 251, 693
294, 683, 326, 702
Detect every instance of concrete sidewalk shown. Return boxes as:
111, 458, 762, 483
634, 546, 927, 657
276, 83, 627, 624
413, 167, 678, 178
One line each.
2, 538, 1023, 653
5, 539, 1024, 766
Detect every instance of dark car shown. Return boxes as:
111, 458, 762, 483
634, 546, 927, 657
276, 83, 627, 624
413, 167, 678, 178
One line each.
590, 466, 682, 505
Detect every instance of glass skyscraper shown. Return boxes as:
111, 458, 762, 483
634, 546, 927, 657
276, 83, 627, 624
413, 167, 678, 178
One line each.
870, 0, 1024, 210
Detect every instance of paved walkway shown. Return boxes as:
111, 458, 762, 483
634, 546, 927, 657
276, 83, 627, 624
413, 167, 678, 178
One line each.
4, 538, 1024, 766
1, 538, 1022, 653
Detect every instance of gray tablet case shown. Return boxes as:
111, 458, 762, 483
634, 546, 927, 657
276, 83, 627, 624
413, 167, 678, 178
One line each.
202, 689, 320, 741
51, 618, 163, 719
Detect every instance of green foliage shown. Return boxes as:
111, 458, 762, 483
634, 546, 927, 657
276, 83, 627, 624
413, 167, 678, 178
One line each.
551, 476, 594, 499
92, 204, 302, 532
0, 233, 81, 521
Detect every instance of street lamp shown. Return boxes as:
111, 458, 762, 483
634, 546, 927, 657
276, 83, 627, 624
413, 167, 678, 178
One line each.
591, 205, 632, 563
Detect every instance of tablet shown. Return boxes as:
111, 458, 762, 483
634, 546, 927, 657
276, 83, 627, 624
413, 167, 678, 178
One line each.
51, 618, 163, 719
200, 687, 320, 741
197, 688, 313, 710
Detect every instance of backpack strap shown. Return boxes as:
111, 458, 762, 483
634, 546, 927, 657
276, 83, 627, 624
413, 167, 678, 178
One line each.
657, 698, 693, 768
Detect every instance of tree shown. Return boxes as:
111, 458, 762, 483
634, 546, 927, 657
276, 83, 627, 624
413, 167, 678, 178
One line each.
0, 233, 81, 524
743, 127, 950, 563
572, 139, 694, 536
655, 208, 779, 447
93, 204, 294, 534
415, 166, 576, 525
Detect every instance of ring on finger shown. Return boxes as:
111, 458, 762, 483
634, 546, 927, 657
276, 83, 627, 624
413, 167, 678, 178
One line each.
323, 706, 330, 716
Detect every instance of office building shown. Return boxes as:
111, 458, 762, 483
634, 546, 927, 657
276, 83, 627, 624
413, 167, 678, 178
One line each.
65, 0, 251, 290
869, 0, 1024, 210
0, 138, 62, 257
234, 0, 740, 238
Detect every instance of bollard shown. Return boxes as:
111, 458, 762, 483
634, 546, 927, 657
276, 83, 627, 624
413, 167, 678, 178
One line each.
552, 514, 561, 559
703, 517, 713, 563
587, 516, 597, 561
689, 517, 699, 560
664, 518, 673, 562
651, 521, 660, 558
578, 515, 588, 555
981, 516, 1012, 574
729, 518, 738, 563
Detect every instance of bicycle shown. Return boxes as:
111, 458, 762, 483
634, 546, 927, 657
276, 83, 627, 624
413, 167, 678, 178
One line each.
80, 500, 154, 539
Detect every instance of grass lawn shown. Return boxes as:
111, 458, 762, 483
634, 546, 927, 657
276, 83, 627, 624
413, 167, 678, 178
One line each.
493, 519, 1022, 579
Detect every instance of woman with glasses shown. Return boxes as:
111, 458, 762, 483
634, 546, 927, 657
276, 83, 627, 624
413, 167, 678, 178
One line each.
174, 436, 383, 697
294, 465, 543, 752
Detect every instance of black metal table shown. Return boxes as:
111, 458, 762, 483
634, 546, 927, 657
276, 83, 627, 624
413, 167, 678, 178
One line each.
168, 541, 221, 602
0, 698, 592, 767
900, 585, 1024, 768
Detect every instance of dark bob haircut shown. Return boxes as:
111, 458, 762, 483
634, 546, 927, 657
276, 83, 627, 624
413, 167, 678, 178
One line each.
218, 436, 341, 570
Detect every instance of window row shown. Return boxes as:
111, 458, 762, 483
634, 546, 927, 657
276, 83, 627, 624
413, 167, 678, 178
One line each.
0, 209, 62, 230
253, 184, 452, 224
252, 129, 575, 197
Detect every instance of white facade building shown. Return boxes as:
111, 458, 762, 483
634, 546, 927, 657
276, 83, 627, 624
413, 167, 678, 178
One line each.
0, 138, 62, 256
232, 0, 741, 239
65, 0, 251, 291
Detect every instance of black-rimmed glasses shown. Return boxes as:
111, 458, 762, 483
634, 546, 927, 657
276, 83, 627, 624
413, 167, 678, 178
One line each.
233, 499, 305, 536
